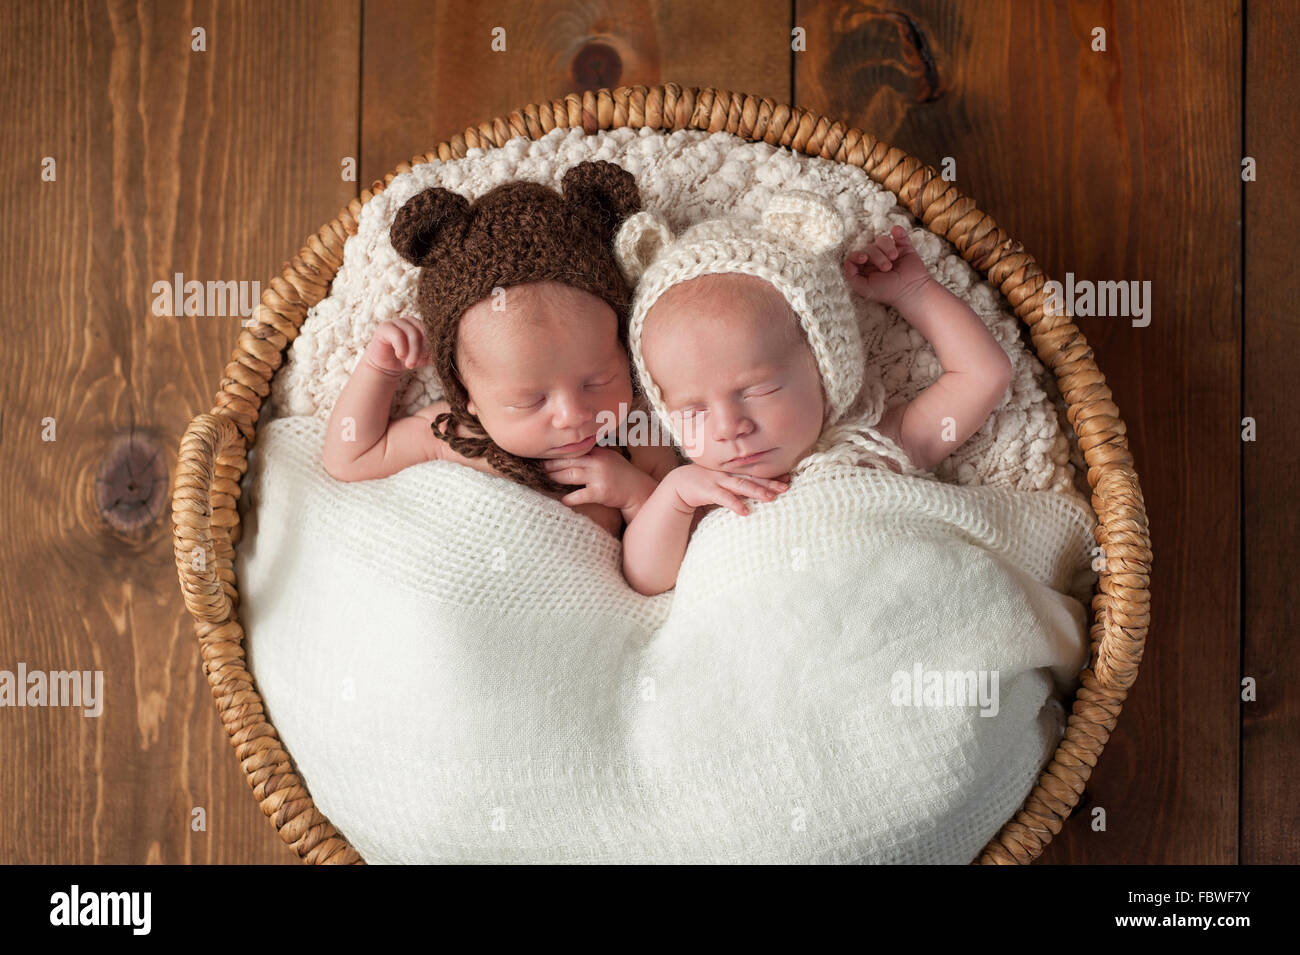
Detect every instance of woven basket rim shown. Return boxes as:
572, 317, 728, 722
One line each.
171, 83, 1152, 866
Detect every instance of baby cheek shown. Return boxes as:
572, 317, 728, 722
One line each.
775, 396, 820, 442
672, 412, 705, 461
608, 377, 634, 419
484, 406, 544, 457
494, 418, 535, 456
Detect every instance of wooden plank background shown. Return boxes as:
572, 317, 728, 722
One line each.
0, 0, 1292, 864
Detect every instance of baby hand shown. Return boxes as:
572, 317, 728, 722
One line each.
843, 225, 934, 307
365, 316, 430, 375
665, 464, 791, 517
543, 447, 656, 511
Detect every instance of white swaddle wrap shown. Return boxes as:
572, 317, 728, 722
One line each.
237, 415, 1094, 863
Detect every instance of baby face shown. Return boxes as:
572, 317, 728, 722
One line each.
642, 273, 827, 479
457, 281, 633, 459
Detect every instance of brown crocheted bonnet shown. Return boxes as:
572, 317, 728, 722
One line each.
389, 160, 643, 494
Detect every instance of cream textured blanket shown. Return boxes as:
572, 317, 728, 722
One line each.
238, 416, 1096, 864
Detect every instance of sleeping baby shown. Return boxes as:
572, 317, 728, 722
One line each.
615, 190, 1013, 595
321, 160, 679, 539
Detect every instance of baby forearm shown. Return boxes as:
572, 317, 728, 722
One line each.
616, 468, 660, 526
322, 357, 403, 474
621, 484, 695, 596
894, 279, 1010, 379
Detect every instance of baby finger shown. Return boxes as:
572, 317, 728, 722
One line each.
727, 475, 778, 500
865, 244, 892, 272
714, 489, 749, 516
545, 465, 581, 483
403, 325, 422, 365
560, 487, 595, 506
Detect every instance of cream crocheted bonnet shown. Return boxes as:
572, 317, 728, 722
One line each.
614, 189, 928, 478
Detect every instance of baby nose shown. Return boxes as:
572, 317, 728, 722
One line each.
551, 391, 593, 428
713, 404, 753, 440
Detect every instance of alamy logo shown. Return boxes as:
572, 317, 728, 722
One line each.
49, 885, 150, 935
0, 664, 103, 717
1042, 272, 1152, 327
151, 272, 260, 325
595, 403, 705, 455
890, 663, 1000, 717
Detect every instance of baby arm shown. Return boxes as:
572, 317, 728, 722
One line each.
321, 317, 448, 482
621, 465, 789, 596
845, 226, 1012, 471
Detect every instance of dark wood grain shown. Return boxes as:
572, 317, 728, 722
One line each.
0, 0, 359, 863
1242, 0, 1300, 865
797, 0, 1241, 863
360, 0, 794, 182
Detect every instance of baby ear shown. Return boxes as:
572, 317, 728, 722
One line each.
760, 189, 845, 256
614, 210, 675, 282
562, 160, 644, 244
390, 187, 471, 266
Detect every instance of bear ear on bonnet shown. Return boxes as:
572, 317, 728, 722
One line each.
561, 160, 644, 245
760, 189, 845, 256
390, 187, 471, 267
614, 210, 675, 283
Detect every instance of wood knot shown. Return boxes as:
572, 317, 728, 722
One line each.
571, 42, 622, 90
831, 8, 944, 104
96, 430, 168, 533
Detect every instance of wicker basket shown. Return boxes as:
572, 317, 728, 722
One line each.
171, 84, 1152, 865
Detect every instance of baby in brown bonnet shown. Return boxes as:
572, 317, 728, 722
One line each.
322, 161, 678, 539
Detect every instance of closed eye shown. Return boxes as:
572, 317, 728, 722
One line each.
585, 374, 617, 390
745, 386, 781, 398
510, 396, 545, 410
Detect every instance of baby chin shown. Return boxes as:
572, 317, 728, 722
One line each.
711, 447, 797, 479
543, 432, 601, 457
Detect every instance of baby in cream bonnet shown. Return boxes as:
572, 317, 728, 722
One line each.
614, 189, 1013, 595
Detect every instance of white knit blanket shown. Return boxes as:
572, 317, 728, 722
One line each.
237, 415, 1096, 864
